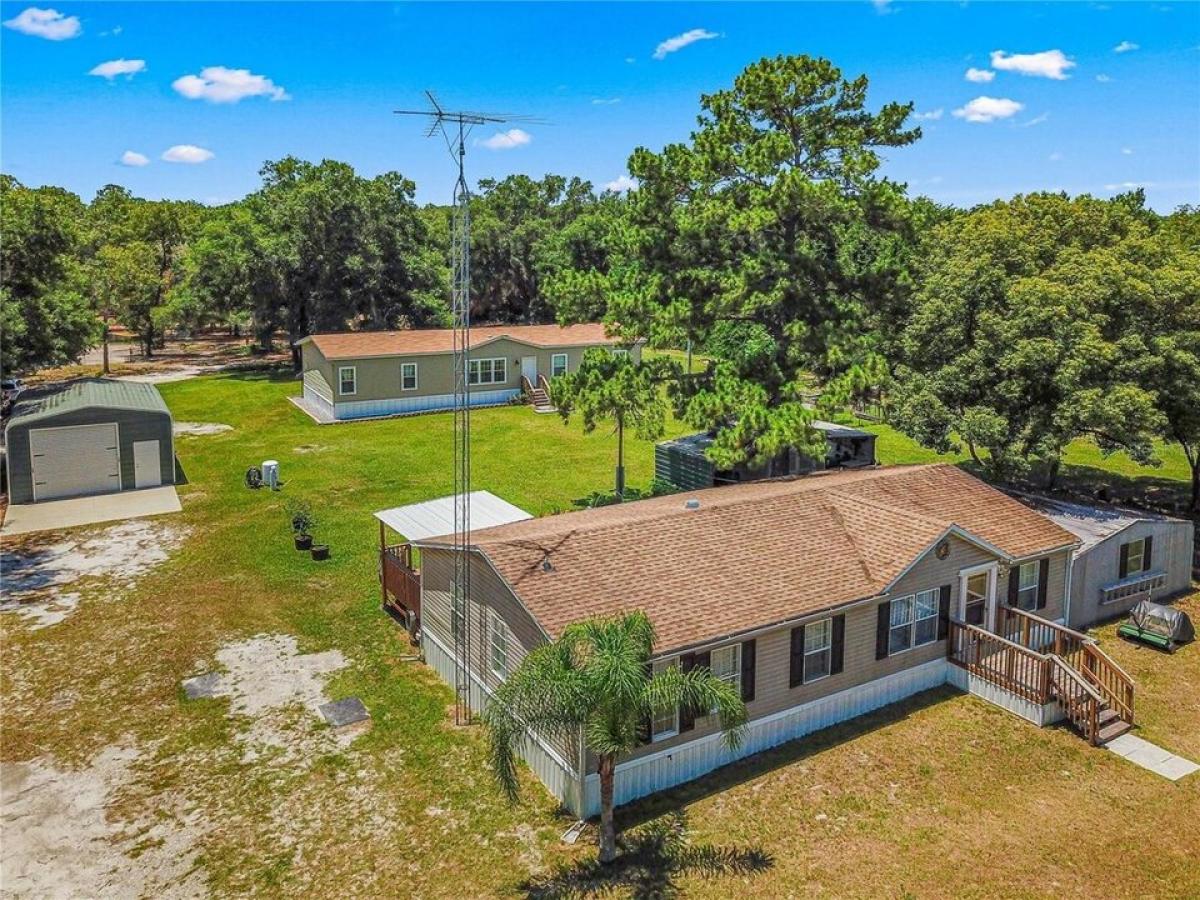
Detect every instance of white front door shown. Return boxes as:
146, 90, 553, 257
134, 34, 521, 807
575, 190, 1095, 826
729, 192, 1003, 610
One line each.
521, 356, 538, 384
959, 563, 998, 630
29, 423, 121, 501
132, 440, 162, 488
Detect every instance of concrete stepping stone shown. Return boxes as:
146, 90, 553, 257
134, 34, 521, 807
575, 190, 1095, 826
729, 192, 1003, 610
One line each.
1106, 733, 1199, 781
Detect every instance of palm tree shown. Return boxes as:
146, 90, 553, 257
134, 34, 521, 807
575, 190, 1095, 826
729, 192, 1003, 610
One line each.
483, 611, 747, 864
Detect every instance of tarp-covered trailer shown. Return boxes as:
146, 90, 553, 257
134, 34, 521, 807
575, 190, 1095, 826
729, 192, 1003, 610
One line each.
1118, 600, 1195, 652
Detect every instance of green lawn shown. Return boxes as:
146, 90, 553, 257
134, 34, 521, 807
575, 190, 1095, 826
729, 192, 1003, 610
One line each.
3, 372, 1198, 898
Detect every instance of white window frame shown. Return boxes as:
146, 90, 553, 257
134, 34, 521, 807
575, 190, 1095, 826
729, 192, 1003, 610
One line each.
400, 362, 418, 392
488, 608, 508, 679
958, 561, 998, 631
1015, 561, 1039, 611
1124, 538, 1147, 576
550, 353, 568, 378
709, 644, 741, 700
803, 617, 832, 684
337, 366, 357, 396
650, 657, 679, 741
612, 348, 630, 359
468, 357, 508, 386
889, 589, 940, 655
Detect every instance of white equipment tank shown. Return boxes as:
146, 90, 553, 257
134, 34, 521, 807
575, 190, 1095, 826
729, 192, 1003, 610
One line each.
261, 459, 279, 489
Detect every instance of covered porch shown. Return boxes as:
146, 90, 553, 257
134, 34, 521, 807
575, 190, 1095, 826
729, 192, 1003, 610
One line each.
373, 491, 534, 636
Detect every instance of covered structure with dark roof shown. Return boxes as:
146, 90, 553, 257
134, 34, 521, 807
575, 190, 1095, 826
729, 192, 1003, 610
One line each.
4, 378, 175, 503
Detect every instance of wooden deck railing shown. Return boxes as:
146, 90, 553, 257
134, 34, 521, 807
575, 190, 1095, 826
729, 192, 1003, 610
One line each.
947, 619, 1051, 704
1081, 644, 1135, 724
995, 605, 1134, 726
1048, 656, 1103, 745
382, 543, 421, 622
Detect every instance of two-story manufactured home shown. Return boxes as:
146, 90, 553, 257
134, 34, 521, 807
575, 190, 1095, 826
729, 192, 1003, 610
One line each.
406, 464, 1139, 818
295, 323, 640, 421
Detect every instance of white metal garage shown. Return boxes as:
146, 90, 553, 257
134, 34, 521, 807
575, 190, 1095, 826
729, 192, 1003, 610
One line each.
30, 423, 122, 501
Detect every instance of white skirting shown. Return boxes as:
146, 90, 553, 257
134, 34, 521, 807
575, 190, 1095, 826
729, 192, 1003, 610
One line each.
302, 383, 335, 417
421, 629, 584, 815
333, 388, 521, 420
580, 658, 950, 818
945, 664, 1064, 726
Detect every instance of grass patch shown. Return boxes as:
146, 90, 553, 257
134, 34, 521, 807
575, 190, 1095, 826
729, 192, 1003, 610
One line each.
2, 372, 1197, 897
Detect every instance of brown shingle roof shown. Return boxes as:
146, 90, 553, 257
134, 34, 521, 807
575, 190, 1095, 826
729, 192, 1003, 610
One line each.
303, 323, 621, 360
417, 464, 1079, 653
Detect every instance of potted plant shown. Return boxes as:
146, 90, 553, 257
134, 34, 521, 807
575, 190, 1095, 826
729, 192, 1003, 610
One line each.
286, 498, 316, 551
310, 543, 330, 561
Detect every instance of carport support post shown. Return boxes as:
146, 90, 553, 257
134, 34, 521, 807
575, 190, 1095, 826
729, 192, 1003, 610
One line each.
615, 417, 625, 500
379, 521, 387, 606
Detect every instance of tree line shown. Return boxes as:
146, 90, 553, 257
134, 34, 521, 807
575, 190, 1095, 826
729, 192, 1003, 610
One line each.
3, 55, 1197, 506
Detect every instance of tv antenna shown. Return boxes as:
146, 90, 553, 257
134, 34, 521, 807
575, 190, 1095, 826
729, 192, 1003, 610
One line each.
395, 92, 541, 726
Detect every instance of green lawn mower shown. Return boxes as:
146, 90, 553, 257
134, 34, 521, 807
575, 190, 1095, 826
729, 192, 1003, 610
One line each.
1118, 599, 1195, 652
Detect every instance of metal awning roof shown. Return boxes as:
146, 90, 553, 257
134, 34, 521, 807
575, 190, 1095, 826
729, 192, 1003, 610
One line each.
374, 491, 533, 541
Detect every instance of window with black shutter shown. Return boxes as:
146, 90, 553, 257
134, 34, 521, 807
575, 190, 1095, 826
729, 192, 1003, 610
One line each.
830, 614, 845, 675
1036, 557, 1050, 609
876, 602, 890, 659
789, 626, 805, 687
740, 639, 756, 702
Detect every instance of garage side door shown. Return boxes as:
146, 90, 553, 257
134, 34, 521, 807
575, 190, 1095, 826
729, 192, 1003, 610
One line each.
29, 423, 121, 501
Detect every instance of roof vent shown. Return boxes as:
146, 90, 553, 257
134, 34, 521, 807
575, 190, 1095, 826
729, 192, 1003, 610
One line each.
684, 498, 701, 511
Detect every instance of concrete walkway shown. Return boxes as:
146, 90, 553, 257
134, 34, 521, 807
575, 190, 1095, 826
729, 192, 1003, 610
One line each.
1105, 733, 1200, 781
1, 487, 181, 537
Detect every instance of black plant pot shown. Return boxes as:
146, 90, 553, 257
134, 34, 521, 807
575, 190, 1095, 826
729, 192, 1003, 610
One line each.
295, 534, 313, 551
310, 544, 330, 561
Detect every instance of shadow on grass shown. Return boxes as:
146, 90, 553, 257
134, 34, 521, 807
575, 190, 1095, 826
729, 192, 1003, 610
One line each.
220, 365, 297, 384
521, 811, 773, 900
617, 685, 955, 831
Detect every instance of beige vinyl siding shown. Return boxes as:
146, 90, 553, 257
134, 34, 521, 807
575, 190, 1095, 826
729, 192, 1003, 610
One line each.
420, 547, 579, 764
303, 337, 642, 404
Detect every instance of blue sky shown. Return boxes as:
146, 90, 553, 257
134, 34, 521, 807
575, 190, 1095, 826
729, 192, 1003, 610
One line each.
3, 2, 1198, 211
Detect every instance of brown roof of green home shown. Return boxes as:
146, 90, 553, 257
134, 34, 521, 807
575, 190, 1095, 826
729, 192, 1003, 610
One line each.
7, 378, 170, 427
301, 323, 624, 360
416, 464, 1079, 654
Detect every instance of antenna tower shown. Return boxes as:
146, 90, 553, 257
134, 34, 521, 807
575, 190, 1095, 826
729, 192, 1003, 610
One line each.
395, 93, 541, 725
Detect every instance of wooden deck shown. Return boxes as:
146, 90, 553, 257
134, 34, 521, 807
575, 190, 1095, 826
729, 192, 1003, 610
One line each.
949, 607, 1134, 745
381, 542, 421, 633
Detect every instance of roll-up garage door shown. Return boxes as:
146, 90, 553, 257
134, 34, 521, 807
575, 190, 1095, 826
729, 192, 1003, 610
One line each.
29, 423, 122, 501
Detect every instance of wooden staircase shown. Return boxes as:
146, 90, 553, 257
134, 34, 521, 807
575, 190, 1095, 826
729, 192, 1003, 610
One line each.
523, 375, 556, 414
950, 607, 1135, 746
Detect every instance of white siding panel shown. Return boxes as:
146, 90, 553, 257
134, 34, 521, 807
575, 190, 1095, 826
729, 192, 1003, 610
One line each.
302, 382, 335, 418
422, 629, 585, 815
581, 658, 949, 818
946, 664, 1064, 726
333, 388, 520, 420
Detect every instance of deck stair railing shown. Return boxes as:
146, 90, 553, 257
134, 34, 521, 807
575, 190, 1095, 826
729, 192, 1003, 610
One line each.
950, 606, 1134, 746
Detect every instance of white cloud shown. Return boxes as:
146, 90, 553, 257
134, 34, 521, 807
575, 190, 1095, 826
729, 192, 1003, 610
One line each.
89, 58, 146, 80
913, 108, 943, 121
965, 67, 995, 83
1048, 152, 1063, 162
1096, 73, 1113, 83
172, 66, 290, 103
604, 175, 638, 193
624, 56, 635, 64
120, 150, 149, 167
952, 96, 1024, 123
872, 0, 896, 14
1122, 147, 1134, 155
1021, 112, 1050, 127
3, 7, 81, 40
990, 49, 1076, 80
1113, 41, 1139, 53
1104, 181, 1151, 191
591, 97, 621, 105
480, 128, 532, 150
652, 28, 719, 60
161, 145, 214, 164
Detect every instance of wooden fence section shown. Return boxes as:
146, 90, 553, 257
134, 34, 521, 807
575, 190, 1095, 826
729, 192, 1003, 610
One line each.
382, 543, 421, 625
947, 619, 1051, 704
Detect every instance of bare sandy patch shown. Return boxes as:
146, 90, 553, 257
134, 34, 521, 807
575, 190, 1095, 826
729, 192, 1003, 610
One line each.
0, 745, 205, 898
1, 520, 187, 628
173, 422, 233, 437
184, 634, 360, 764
